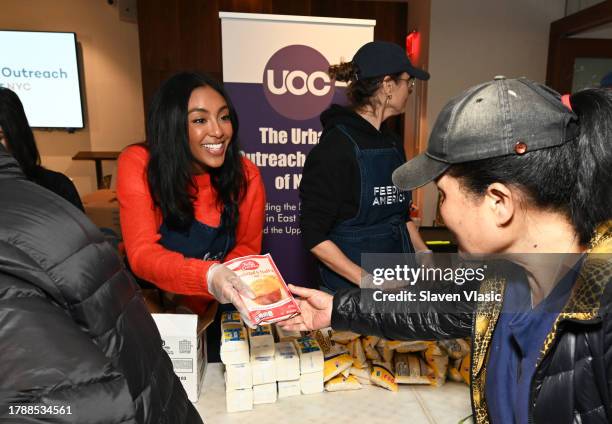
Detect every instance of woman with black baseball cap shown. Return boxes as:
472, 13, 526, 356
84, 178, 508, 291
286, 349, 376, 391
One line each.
284, 77, 612, 423
299, 41, 431, 292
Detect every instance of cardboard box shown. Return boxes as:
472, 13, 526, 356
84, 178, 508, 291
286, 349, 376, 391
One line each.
82, 189, 121, 238
151, 302, 217, 402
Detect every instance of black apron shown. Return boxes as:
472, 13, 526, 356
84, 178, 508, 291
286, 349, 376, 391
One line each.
319, 125, 414, 292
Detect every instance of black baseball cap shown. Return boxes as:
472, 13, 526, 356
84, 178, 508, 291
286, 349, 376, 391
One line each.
392, 77, 579, 190
353, 41, 430, 81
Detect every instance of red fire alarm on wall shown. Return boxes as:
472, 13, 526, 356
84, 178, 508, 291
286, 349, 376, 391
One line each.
405, 30, 420, 60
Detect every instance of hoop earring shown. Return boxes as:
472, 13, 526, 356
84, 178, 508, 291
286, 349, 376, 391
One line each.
385, 94, 392, 107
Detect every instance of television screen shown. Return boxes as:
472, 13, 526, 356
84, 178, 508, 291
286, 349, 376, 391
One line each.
0, 30, 84, 129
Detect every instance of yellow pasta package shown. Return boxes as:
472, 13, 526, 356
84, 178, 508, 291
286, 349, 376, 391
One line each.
323, 345, 354, 382
376, 339, 394, 363
350, 338, 368, 368
438, 339, 470, 359
459, 351, 471, 384
447, 358, 464, 383
424, 343, 449, 387
330, 331, 360, 344
362, 336, 382, 361
370, 361, 398, 392
312, 327, 335, 354
324, 375, 362, 392
394, 353, 433, 385
349, 365, 371, 380
387, 340, 429, 353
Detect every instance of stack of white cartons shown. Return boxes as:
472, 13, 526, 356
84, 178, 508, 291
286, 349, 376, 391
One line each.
275, 325, 302, 343
275, 341, 301, 398
249, 324, 277, 405
221, 321, 325, 412
293, 336, 324, 394
220, 312, 253, 412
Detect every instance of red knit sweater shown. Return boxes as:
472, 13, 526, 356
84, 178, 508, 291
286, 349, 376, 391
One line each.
117, 145, 266, 301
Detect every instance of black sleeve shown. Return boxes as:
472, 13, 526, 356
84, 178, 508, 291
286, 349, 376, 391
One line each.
331, 287, 475, 340
0, 275, 135, 423
299, 129, 357, 250
33, 168, 85, 212
53, 173, 85, 212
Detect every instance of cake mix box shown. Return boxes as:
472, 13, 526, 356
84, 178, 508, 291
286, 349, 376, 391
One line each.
225, 254, 300, 325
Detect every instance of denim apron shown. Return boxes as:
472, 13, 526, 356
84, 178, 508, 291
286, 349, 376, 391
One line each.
129, 206, 236, 290
319, 125, 414, 292
159, 207, 236, 364
158, 207, 235, 262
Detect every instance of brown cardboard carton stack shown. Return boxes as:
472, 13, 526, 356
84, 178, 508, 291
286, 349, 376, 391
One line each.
82, 189, 121, 237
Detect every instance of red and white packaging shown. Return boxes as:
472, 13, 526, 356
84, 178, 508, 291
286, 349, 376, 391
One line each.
225, 254, 301, 325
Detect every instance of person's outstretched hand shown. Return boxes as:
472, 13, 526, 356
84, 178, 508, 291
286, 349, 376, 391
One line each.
278, 284, 333, 331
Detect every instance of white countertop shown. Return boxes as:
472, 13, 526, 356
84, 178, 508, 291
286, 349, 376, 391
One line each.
195, 363, 473, 424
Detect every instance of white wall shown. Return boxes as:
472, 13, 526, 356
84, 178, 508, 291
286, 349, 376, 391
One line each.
566, 0, 607, 15
420, 0, 566, 225
0, 0, 145, 195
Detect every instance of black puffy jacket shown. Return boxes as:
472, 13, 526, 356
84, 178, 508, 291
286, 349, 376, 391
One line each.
0, 149, 202, 423
332, 223, 612, 424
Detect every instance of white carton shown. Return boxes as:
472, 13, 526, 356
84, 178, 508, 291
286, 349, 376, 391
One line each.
294, 336, 324, 374
278, 380, 301, 398
300, 371, 324, 394
275, 325, 302, 342
253, 382, 277, 404
248, 325, 275, 351
221, 311, 243, 326
274, 342, 300, 381
251, 345, 276, 385
220, 324, 250, 365
226, 388, 254, 412
225, 362, 253, 390
151, 313, 207, 402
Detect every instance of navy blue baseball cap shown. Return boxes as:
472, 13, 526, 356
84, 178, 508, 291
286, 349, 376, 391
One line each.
352, 41, 430, 81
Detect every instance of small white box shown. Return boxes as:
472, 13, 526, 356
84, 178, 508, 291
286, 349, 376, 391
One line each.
221, 311, 243, 326
294, 337, 324, 374
220, 324, 250, 365
278, 380, 301, 398
251, 349, 276, 385
151, 313, 207, 402
275, 325, 301, 342
225, 362, 253, 390
300, 371, 324, 394
226, 388, 254, 412
248, 325, 275, 351
275, 342, 300, 381
253, 382, 277, 404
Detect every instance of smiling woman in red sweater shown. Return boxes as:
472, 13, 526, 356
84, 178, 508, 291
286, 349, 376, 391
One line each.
117, 72, 265, 318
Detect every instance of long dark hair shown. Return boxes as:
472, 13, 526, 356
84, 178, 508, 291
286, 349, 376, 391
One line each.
0, 87, 42, 179
328, 61, 402, 110
447, 88, 612, 245
146, 72, 247, 231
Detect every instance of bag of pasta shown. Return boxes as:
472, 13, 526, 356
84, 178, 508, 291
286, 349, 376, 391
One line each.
394, 353, 433, 385
424, 343, 449, 387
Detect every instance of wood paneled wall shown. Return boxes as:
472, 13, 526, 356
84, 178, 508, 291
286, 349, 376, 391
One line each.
137, 0, 408, 115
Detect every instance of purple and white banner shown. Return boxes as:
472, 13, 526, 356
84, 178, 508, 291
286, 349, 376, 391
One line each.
220, 12, 374, 285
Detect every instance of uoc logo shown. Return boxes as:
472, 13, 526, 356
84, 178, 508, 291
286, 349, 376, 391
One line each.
263, 45, 335, 121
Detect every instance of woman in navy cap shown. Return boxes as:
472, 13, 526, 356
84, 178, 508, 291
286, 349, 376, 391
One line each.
299, 41, 431, 292
284, 78, 612, 423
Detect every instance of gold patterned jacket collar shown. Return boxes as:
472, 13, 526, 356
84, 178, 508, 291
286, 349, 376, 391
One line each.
469, 221, 612, 424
